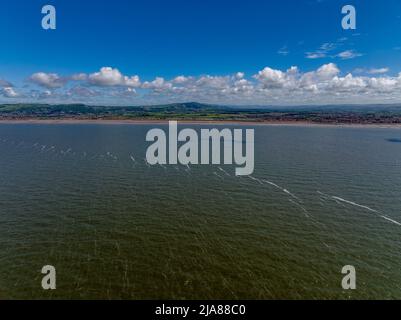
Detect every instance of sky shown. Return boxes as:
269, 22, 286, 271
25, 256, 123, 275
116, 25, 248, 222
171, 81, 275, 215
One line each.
0, 0, 401, 106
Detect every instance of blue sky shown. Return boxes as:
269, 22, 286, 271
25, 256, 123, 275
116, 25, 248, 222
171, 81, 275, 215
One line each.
1, 0, 401, 105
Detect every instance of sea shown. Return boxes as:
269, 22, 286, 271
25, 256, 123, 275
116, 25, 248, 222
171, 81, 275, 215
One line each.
0, 123, 400, 299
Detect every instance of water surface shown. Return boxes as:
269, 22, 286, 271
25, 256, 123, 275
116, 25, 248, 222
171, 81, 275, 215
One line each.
0, 123, 400, 299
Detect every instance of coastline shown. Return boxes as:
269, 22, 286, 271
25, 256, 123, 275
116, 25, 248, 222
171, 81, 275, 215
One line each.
1, 118, 401, 128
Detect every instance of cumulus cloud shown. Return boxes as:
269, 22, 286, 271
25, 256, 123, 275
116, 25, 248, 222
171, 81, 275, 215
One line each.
315, 63, 340, 78
4, 64, 401, 105
235, 72, 245, 79
328, 74, 368, 92
196, 75, 231, 89
88, 67, 123, 86
88, 67, 140, 87
172, 76, 190, 84
142, 77, 172, 91
255, 67, 301, 90
30, 72, 67, 89
1, 87, 19, 98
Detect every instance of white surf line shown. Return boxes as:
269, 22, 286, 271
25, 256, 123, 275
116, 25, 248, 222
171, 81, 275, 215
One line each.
262, 179, 300, 201
183, 164, 191, 174
317, 191, 330, 203
322, 192, 401, 227
130, 154, 138, 167
317, 190, 331, 198
322, 242, 332, 249
283, 188, 301, 201
249, 176, 264, 185
213, 171, 224, 179
331, 196, 379, 213
218, 166, 231, 176
289, 199, 310, 218
380, 216, 401, 226
262, 179, 281, 189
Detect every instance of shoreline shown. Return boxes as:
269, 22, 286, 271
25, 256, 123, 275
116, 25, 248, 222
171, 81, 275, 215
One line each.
1, 118, 401, 128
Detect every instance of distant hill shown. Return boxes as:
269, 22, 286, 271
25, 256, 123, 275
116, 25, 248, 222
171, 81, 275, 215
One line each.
1, 102, 401, 124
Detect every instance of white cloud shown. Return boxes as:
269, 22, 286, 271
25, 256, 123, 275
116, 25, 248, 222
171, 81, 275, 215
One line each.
367, 77, 398, 92
336, 50, 363, 60
30, 72, 66, 89
354, 67, 390, 75
306, 52, 327, 59
88, 67, 141, 87
142, 77, 172, 91
1, 87, 19, 98
125, 75, 141, 88
305, 38, 363, 61
316, 63, 340, 78
368, 68, 389, 75
125, 87, 137, 94
70, 73, 88, 81
235, 72, 245, 79
255, 66, 298, 89
298, 63, 339, 89
195, 75, 231, 90
329, 74, 368, 92
172, 76, 189, 84
320, 42, 338, 51
88, 67, 124, 86
8, 64, 400, 105
306, 41, 338, 59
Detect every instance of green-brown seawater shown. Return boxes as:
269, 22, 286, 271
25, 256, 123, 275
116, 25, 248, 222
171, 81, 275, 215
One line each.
0, 123, 400, 299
